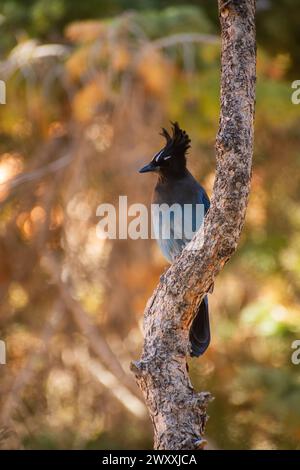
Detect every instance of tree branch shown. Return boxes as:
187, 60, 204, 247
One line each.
130, 0, 256, 450
148, 33, 219, 50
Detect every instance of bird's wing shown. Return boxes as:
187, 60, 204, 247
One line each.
196, 185, 210, 215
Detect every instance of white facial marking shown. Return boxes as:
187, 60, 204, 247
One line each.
163, 155, 172, 160
155, 150, 164, 162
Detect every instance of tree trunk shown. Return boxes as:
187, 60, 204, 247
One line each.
131, 0, 256, 450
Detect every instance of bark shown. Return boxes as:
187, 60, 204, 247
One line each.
131, 0, 256, 450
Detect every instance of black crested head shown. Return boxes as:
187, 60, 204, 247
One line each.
160, 121, 191, 160
139, 122, 191, 178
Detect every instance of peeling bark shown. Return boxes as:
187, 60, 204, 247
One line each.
131, 0, 256, 450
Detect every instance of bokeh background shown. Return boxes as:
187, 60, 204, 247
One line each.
0, 0, 300, 450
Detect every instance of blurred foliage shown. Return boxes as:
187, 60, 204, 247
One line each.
0, 1, 300, 451
1, 0, 300, 75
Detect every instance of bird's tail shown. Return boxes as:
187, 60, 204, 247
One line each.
189, 296, 210, 357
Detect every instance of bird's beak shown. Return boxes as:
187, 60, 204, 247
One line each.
138, 162, 157, 173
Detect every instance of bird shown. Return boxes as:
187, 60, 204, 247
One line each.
139, 121, 211, 357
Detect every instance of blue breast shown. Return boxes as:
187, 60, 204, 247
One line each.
152, 187, 209, 263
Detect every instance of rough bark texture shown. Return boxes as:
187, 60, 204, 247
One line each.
131, 0, 256, 450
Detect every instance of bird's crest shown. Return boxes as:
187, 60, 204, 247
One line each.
160, 122, 191, 157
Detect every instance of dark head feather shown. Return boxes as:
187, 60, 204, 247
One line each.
160, 127, 172, 143
139, 122, 191, 177
161, 121, 191, 158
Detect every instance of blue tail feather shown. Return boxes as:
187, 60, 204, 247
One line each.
189, 296, 210, 357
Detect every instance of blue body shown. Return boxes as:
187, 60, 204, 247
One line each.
139, 122, 211, 357
152, 170, 211, 357
152, 175, 210, 262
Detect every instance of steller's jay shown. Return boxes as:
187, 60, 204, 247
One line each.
139, 122, 211, 357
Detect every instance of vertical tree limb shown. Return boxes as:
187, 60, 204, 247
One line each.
131, 0, 256, 450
